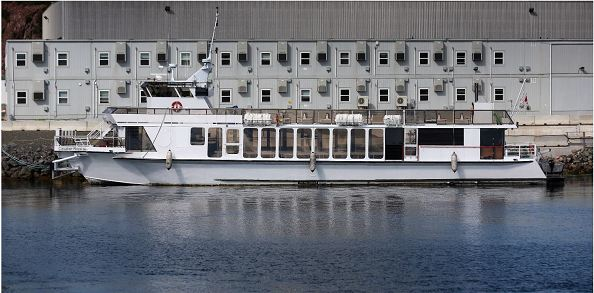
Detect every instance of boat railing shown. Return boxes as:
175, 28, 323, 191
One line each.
105, 107, 514, 126
504, 144, 537, 159
54, 129, 125, 149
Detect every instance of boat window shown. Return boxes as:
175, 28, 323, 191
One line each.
179, 88, 193, 97
418, 128, 464, 145
125, 126, 156, 151
243, 128, 258, 158
385, 128, 404, 160
207, 128, 223, 158
279, 128, 294, 158
480, 128, 505, 159
143, 83, 179, 97
297, 129, 312, 158
261, 128, 276, 158
190, 127, 205, 145
350, 129, 366, 159
368, 129, 384, 159
333, 129, 348, 159
226, 128, 240, 155
314, 129, 330, 159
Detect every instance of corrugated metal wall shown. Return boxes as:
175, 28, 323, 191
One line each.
57, 1, 592, 40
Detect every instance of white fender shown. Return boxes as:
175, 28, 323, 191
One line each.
309, 151, 316, 172
451, 152, 458, 173
165, 150, 173, 170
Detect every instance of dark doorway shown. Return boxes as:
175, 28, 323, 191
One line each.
385, 128, 404, 160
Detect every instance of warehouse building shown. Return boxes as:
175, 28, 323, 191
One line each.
4, 1, 593, 120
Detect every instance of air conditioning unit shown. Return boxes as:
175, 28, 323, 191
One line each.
116, 42, 127, 63
357, 96, 369, 108
117, 80, 127, 94
238, 80, 249, 93
356, 79, 367, 92
433, 79, 444, 92
396, 96, 408, 107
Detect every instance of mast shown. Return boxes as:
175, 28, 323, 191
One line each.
186, 7, 219, 84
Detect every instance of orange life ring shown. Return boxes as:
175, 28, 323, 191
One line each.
171, 100, 183, 112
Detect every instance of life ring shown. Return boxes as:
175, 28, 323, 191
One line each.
171, 100, 183, 112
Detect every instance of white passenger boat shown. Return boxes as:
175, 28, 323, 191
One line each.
51, 9, 547, 185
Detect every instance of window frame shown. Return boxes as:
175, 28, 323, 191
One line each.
418, 51, 430, 66
378, 88, 390, 103
180, 51, 192, 67
455, 51, 466, 66
16, 91, 27, 105
99, 90, 110, 104
338, 51, 350, 66
220, 51, 232, 67
57, 51, 69, 67
378, 51, 389, 66
300, 89, 311, 103
15, 52, 27, 67
494, 51, 504, 65
260, 89, 272, 103
300, 52, 311, 66
140, 89, 147, 104
57, 89, 69, 105
339, 88, 350, 102
260, 52, 271, 66
419, 88, 429, 102
494, 88, 505, 102
220, 88, 232, 104
456, 88, 466, 101
98, 51, 110, 67
139, 52, 151, 67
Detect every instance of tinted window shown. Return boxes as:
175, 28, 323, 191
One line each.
190, 128, 205, 145
418, 128, 464, 145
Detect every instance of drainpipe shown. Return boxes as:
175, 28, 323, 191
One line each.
54, 47, 57, 119
549, 43, 552, 115
11, 47, 15, 119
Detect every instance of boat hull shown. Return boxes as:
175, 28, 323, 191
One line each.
59, 152, 547, 185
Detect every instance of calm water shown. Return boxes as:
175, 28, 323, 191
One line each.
2, 178, 592, 292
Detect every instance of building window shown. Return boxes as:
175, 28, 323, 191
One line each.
180, 52, 191, 67
339, 52, 350, 65
300, 52, 310, 65
456, 88, 466, 101
98, 52, 109, 66
57, 52, 69, 66
221, 89, 232, 104
99, 90, 110, 104
456, 51, 466, 65
140, 89, 147, 103
418, 51, 429, 65
261, 89, 271, 103
494, 88, 504, 101
300, 89, 311, 102
339, 88, 350, 102
419, 88, 429, 101
220, 52, 231, 66
58, 90, 68, 104
16, 53, 26, 67
139, 52, 150, 66
260, 52, 271, 66
16, 91, 27, 105
494, 51, 504, 65
379, 88, 389, 103
378, 51, 389, 65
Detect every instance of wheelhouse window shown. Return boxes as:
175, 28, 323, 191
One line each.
494, 51, 504, 65
16, 91, 27, 105
419, 88, 429, 101
261, 89, 271, 103
261, 128, 276, 158
126, 126, 156, 151
190, 128, 205, 145
208, 128, 223, 158
378, 51, 389, 65
456, 88, 466, 101
99, 52, 110, 66
139, 52, 151, 66
300, 52, 310, 65
456, 51, 466, 65
379, 88, 389, 103
339, 52, 350, 65
260, 52, 271, 66
418, 51, 429, 65
58, 90, 68, 104
99, 90, 110, 104
297, 129, 312, 158
339, 89, 350, 102
243, 128, 258, 158
221, 89, 232, 104
368, 129, 384, 159
350, 129, 365, 159
494, 88, 504, 101
57, 52, 69, 66
180, 52, 191, 67
418, 128, 464, 145
333, 129, 348, 159
16, 53, 26, 67
300, 89, 311, 103
314, 129, 330, 159
279, 128, 294, 158
220, 52, 231, 66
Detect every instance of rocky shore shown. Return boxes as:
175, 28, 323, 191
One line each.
545, 147, 593, 176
